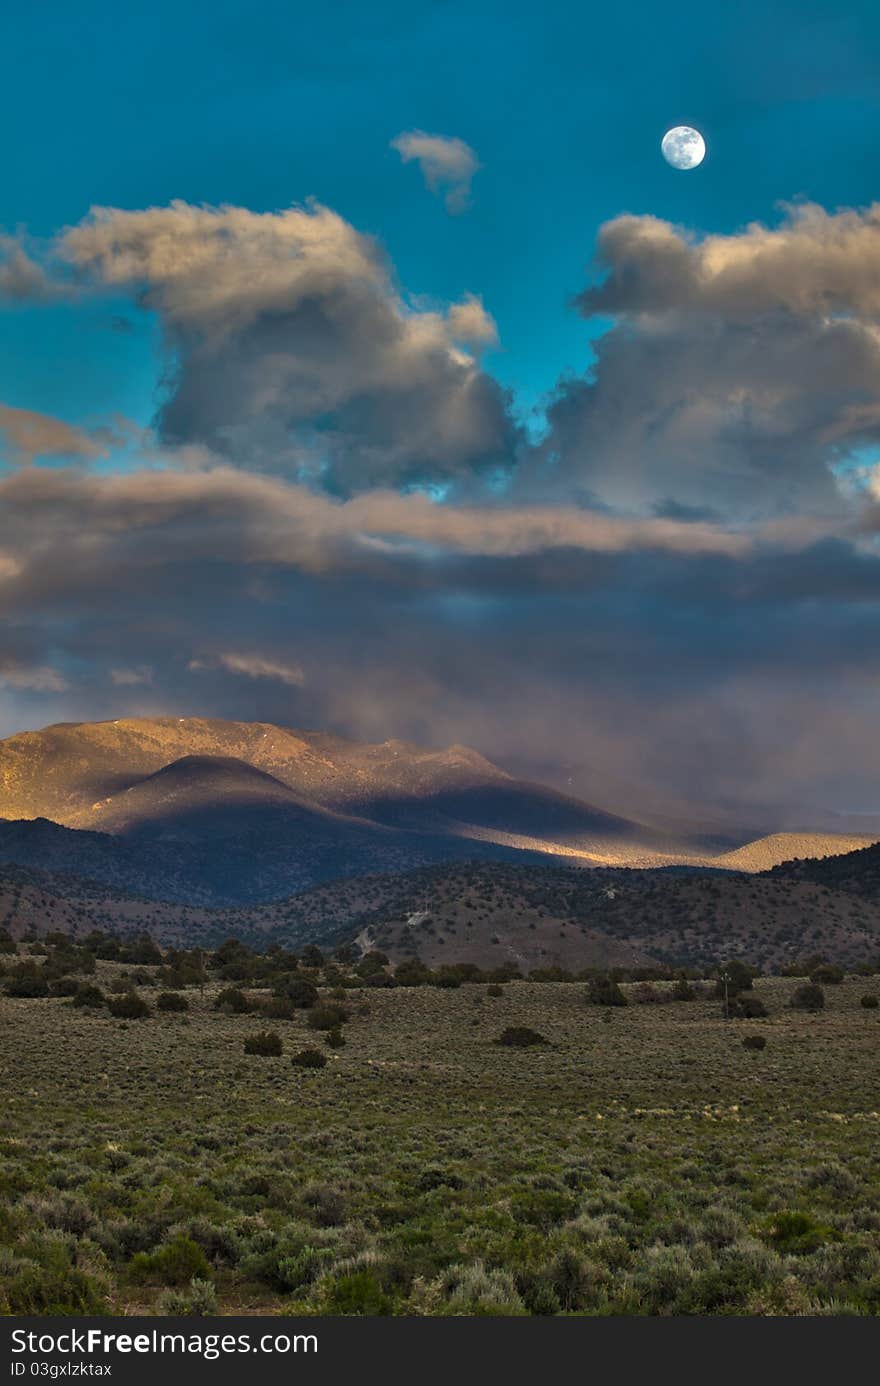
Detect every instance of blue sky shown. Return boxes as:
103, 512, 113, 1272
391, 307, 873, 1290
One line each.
4, 0, 880, 435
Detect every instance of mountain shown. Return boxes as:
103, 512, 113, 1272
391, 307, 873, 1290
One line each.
0, 719, 875, 915
702, 831, 879, 873
66, 754, 388, 841
766, 839, 880, 901
0, 716, 682, 864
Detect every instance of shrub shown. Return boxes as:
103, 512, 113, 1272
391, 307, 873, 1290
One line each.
791, 983, 825, 1012
157, 991, 189, 1012
394, 960, 431, 986
107, 991, 150, 1019
672, 978, 696, 1001
258, 997, 297, 1019
433, 1261, 525, 1315
243, 1031, 283, 1057
742, 1034, 767, 1050
356, 951, 389, 978
307, 1005, 348, 1031
860, 994, 878, 1009
130, 1236, 211, 1286
157, 1277, 218, 1316
214, 987, 252, 1014
762, 1210, 829, 1256
4, 1248, 108, 1314
72, 985, 105, 1009
291, 1048, 327, 1069
273, 977, 318, 1009
587, 975, 627, 1007
4, 976, 50, 998
714, 959, 756, 997
49, 976, 81, 997
810, 963, 844, 985
633, 983, 663, 1004
325, 1029, 346, 1048
486, 984, 504, 997
324, 1271, 392, 1315
495, 1026, 547, 1047
729, 994, 768, 1019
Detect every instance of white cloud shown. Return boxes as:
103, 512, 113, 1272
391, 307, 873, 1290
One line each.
390, 130, 481, 214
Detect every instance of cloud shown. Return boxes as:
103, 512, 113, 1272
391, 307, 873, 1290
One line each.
0, 236, 57, 303
391, 130, 480, 214
0, 661, 68, 692
533, 202, 880, 521
579, 203, 880, 319
0, 403, 111, 464
3, 196, 880, 821
190, 652, 305, 687
59, 200, 516, 494
110, 666, 153, 687
0, 460, 878, 821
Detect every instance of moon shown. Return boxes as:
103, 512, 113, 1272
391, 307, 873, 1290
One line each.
661, 126, 706, 170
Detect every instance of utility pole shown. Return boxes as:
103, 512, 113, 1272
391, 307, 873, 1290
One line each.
721, 970, 730, 1020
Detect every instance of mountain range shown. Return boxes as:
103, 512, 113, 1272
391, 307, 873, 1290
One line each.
0, 716, 878, 967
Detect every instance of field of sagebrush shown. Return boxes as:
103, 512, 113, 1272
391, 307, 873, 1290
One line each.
2, 970, 879, 1315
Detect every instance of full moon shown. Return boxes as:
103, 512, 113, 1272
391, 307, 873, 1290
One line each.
661, 126, 706, 170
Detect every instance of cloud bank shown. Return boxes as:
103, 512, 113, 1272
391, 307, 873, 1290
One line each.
1, 196, 879, 823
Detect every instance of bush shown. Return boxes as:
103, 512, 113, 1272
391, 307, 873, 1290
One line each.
4, 976, 50, 998
762, 1210, 829, 1256
4, 1245, 109, 1315
130, 1236, 211, 1286
49, 976, 82, 997
791, 983, 825, 1012
672, 978, 696, 1001
157, 991, 189, 1012
214, 987, 252, 1014
810, 963, 844, 985
258, 997, 297, 1019
157, 1277, 218, 1316
394, 960, 431, 986
107, 991, 150, 1019
356, 951, 389, 978
72, 985, 105, 1009
495, 1026, 547, 1047
860, 994, 879, 1009
243, 1031, 283, 1057
587, 976, 627, 1007
291, 1048, 327, 1069
729, 994, 767, 1019
307, 1004, 348, 1031
273, 977, 318, 1009
324, 1271, 392, 1315
742, 1034, 767, 1051
325, 1029, 346, 1048
486, 984, 504, 997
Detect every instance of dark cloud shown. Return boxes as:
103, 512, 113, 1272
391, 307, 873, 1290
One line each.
0, 463, 879, 823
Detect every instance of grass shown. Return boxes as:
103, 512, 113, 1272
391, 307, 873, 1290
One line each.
1, 964, 879, 1315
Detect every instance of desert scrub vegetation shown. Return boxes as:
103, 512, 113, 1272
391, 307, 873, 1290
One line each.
243, 1031, 283, 1057
1, 951, 879, 1316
